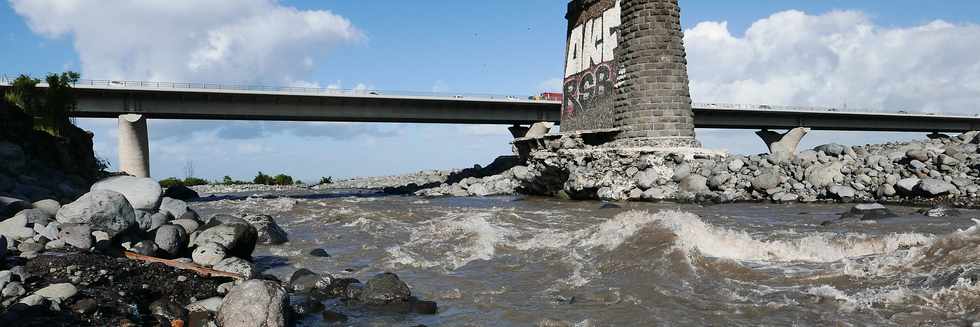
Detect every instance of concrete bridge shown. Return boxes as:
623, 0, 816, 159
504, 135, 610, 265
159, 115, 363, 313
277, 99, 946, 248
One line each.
4, 78, 980, 177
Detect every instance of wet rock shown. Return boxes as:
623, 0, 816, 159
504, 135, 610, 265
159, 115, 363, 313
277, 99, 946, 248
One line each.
212, 257, 256, 279
34, 283, 77, 303
919, 178, 955, 197
322, 310, 348, 323
288, 268, 333, 294
771, 192, 799, 202
217, 280, 289, 327
32, 199, 60, 218
242, 214, 288, 245
411, 299, 438, 314
91, 175, 163, 211
0, 196, 31, 218
154, 224, 188, 258
921, 205, 961, 217
839, 203, 898, 220
150, 298, 188, 324
163, 185, 199, 201
56, 190, 137, 238
192, 242, 227, 267
308, 248, 330, 257
193, 220, 257, 259
359, 272, 411, 305
71, 298, 98, 314
59, 223, 93, 250
598, 202, 621, 209
289, 293, 325, 315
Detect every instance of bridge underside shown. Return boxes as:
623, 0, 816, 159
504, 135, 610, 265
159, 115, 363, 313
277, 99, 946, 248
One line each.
693, 109, 980, 133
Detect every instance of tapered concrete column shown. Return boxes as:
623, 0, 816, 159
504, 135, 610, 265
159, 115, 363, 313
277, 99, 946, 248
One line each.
508, 125, 531, 138
757, 127, 810, 161
118, 114, 150, 177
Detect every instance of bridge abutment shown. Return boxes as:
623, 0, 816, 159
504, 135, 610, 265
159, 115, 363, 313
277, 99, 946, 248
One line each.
756, 127, 810, 161
118, 114, 151, 178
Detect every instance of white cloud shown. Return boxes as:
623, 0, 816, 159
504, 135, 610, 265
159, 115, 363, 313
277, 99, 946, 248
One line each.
10, 0, 362, 86
685, 10, 980, 114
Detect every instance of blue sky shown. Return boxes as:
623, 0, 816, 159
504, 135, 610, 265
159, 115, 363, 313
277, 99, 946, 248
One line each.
3, 1, 980, 181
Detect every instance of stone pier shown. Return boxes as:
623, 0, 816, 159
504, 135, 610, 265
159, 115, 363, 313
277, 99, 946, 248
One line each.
117, 114, 150, 178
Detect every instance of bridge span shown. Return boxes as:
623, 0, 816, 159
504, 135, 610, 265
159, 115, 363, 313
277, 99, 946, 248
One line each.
3, 77, 980, 177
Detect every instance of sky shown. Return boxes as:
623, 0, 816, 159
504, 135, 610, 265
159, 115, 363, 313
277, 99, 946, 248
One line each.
3, 0, 980, 182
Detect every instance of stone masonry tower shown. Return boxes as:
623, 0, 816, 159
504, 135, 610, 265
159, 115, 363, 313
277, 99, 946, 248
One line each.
561, 0, 699, 148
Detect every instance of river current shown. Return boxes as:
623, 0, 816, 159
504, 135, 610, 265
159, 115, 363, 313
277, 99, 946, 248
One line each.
191, 189, 980, 326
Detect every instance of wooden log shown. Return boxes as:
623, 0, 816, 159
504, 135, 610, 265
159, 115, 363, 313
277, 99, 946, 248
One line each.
123, 251, 243, 280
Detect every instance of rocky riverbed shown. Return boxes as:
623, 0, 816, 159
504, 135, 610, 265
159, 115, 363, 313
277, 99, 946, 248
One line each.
0, 176, 438, 326
405, 132, 980, 207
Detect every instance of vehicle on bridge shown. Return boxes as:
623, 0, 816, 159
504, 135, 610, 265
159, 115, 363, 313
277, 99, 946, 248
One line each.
529, 92, 562, 101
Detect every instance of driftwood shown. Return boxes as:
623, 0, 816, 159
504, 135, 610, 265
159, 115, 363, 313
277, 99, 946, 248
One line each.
123, 251, 244, 280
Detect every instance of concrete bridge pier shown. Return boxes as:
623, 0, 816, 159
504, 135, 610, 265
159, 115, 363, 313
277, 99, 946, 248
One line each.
508, 125, 531, 138
756, 127, 810, 160
118, 114, 151, 178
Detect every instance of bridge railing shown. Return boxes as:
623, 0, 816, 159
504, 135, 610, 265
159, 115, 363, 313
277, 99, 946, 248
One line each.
0, 74, 541, 102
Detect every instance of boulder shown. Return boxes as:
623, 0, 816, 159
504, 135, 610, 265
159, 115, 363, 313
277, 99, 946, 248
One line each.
634, 168, 658, 190
728, 159, 745, 172
678, 175, 709, 194
154, 224, 188, 258
172, 219, 201, 235
771, 192, 799, 202
149, 212, 174, 231
358, 273, 411, 305
241, 214, 288, 245
839, 203, 897, 220
751, 172, 781, 192
708, 173, 731, 190
805, 162, 843, 188
59, 223, 93, 250
193, 220, 257, 259
163, 185, 199, 201
896, 178, 921, 194
814, 143, 846, 157
922, 205, 961, 217
56, 190, 136, 238
0, 196, 31, 218
0, 213, 34, 244
91, 176, 163, 211
134, 210, 154, 231
879, 184, 897, 197
212, 257, 256, 279
159, 197, 196, 221
919, 179, 955, 197
192, 242, 227, 267
828, 185, 856, 201
288, 269, 333, 294
186, 297, 223, 313
217, 280, 289, 327
906, 149, 929, 162
14, 209, 51, 226
31, 200, 60, 218
33, 283, 77, 303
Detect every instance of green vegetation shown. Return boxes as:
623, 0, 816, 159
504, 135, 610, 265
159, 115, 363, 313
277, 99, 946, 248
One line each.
3, 72, 80, 136
319, 176, 334, 185
158, 176, 210, 188
252, 172, 296, 185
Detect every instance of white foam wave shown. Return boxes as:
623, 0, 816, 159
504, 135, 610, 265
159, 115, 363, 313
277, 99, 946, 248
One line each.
385, 211, 514, 270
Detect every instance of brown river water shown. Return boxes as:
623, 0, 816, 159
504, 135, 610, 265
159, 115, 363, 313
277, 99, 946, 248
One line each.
191, 189, 980, 326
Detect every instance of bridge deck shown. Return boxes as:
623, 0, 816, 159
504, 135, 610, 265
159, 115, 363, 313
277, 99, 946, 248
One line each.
3, 80, 979, 132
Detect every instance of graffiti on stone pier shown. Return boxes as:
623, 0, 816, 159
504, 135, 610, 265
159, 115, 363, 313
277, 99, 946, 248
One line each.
562, 0, 621, 132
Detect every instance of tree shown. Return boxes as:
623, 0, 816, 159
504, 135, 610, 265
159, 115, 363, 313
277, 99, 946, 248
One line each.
273, 174, 293, 186
253, 172, 272, 185
222, 176, 234, 184
319, 176, 333, 184
3, 72, 80, 136
159, 177, 183, 188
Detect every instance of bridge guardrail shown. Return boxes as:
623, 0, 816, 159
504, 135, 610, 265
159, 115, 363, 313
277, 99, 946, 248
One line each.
2, 74, 976, 118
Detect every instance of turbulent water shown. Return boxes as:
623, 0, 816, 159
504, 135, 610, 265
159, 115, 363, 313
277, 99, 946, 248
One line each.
191, 190, 980, 326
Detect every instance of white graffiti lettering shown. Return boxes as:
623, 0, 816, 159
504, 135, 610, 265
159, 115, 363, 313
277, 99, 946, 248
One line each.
565, 0, 621, 78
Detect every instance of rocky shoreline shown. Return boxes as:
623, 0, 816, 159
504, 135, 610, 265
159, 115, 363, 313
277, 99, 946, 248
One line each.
0, 176, 438, 326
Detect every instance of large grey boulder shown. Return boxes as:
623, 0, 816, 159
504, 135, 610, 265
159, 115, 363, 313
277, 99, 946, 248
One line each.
751, 172, 781, 192
15, 209, 51, 226
217, 280, 289, 327
0, 213, 35, 244
805, 162, 843, 188
172, 219, 201, 234
242, 214, 288, 245
163, 185, 199, 201
91, 176, 163, 211
839, 203, 897, 220
34, 283, 78, 303
59, 223, 93, 250
814, 143, 846, 157
193, 218, 257, 258
32, 199, 61, 218
0, 196, 31, 218
212, 257, 256, 279
159, 197, 198, 221
896, 178, 921, 194
192, 242, 227, 267
359, 273, 411, 305
678, 175, 709, 194
828, 185, 856, 201
154, 224, 188, 258
919, 179, 955, 197
56, 190, 136, 238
